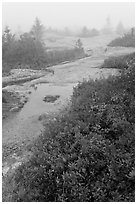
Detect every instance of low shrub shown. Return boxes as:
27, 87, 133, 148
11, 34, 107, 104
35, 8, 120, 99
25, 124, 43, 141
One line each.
101, 53, 135, 69
11, 54, 135, 202
3, 47, 85, 73
108, 30, 135, 47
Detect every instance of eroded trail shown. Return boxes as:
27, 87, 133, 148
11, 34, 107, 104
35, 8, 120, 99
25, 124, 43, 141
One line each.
2, 46, 134, 178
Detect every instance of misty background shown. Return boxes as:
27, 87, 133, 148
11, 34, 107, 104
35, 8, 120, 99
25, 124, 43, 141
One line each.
2, 2, 135, 33
2, 2, 135, 72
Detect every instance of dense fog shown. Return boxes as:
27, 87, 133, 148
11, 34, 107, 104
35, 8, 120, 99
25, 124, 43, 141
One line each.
3, 2, 135, 32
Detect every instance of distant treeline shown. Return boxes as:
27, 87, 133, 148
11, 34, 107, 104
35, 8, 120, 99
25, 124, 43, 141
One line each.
44, 20, 131, 38
2, 18, 85, 73
79, 27, 100, 37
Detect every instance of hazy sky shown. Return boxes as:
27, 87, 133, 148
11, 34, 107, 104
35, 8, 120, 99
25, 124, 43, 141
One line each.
2, 2, 135, 32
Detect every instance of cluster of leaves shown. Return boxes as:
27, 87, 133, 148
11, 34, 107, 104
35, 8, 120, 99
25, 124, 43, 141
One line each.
101, 52, 135, 69
108, 28, 135, 47
11, 54, 135, 202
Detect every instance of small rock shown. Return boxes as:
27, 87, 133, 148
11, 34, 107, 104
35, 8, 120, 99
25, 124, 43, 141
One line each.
10, 106, 20, 112
2, 166, 10, 176
18, 103, 24, 108
2, 96, 7, 103
43, 95, 60, 103
12, 162, 22, 169
24, 98, 28, 103
38, 114, 47, 121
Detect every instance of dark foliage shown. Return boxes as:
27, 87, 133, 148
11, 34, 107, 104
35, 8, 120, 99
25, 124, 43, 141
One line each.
101, 52, 135, 69
108, 28, 135, 47
11, 53, 135, 202
2, 27, 85, 73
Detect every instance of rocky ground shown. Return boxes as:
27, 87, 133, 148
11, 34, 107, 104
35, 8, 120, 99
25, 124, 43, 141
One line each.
2, 68, 53, 119
2, 68, 50, 87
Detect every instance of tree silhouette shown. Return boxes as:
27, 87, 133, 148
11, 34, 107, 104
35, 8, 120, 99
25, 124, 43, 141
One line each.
81, 26, 89, 37
2, 26, 15, 57
102, 16, 113, 34
116, 21, 125, 35
30, 17, 45, 43
75, 39, 83, 50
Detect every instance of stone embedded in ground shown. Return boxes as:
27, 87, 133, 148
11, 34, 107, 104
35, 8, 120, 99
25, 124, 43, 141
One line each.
38, 114, 47, 121
43, 95, 60, 103
2, 166, 10, 176
10, 106, 20, 112
18, 103, 24, 108
2, 96, 7, 103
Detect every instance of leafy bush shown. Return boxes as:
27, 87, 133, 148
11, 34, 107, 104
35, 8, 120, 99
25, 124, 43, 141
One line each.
108, 29, 135, 47
11, 54, 135, 202
101, 53, 135, 69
